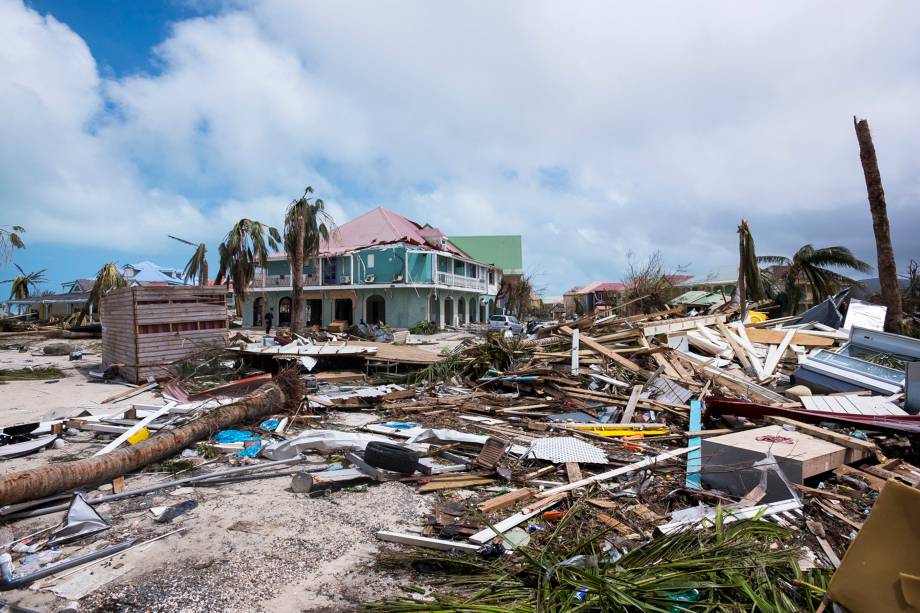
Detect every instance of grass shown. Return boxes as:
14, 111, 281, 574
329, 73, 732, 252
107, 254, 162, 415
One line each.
367, 501, 830, 613
0, 366, 65, 382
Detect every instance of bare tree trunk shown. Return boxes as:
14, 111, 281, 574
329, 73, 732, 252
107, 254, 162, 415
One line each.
201, 258, 209, 287
854, 117, 903, 334
291, 210, 305, 335
737, 224, 747, 316
0, 383, 287, 506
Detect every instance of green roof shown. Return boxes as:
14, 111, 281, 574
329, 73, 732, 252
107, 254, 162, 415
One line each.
671, 290, 729, 306
448, 235, 523, 275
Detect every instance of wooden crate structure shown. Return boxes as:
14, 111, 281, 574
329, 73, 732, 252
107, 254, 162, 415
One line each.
102, 286, 228, 383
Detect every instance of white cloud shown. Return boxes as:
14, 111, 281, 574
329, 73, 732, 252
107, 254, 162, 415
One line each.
2, 0, 920, 292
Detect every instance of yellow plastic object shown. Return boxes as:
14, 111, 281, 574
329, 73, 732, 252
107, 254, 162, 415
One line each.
746, 310, 768, 324
127, 427, 150, 445
564, 424, 669, 437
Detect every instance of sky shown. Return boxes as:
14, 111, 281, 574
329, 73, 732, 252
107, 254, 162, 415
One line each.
2, 0, 919, 296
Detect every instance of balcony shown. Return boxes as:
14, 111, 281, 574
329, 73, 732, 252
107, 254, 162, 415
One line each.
436, 272, 487, 291
252, 274, 325, 288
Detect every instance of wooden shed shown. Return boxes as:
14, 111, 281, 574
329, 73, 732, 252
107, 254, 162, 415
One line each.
101, 286, 228, 383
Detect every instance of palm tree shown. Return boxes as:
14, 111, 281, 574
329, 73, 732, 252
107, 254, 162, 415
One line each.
758, 245, 872, 315
735, 219, 766, 314
79, 262, 127, 322
215, 220, 281, 315
2, 265, 46, 301
0, 225, 26, 265
854, 117, 904, 333
284, 187, 334, 335
169, 235, 209, 286
182, 243, 209, 286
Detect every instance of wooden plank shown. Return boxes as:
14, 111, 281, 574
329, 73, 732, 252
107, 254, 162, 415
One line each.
100, 382, 157, 404
759, 328, 795, 380
640, 314, 727, 337
833, 466, 886, 492
746, 328, 834, 347
417, 477, 495, 492
717, 323, 752, 371
468, 494, 565, 544
565, 462, 583, 483
792, 484, 853, 501
477, 488, 534, 513
94, 404, 173, 456
620, 385, 643, 423
815, 500, 864, 530
559, 326, 643, 373
537, 446, 696, 498
763, 415, 877, 458
376, 531, 481, 553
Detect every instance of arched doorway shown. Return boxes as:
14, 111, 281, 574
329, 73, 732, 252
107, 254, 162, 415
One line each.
457, 297, 466, 325
366, 294, 386, 325
479, 300, 486, 322
278, 297, 292, 327
444, 297, 454, 327
253, 297, 264, 326
429, 294, 439, 328
469, 297, 477, 323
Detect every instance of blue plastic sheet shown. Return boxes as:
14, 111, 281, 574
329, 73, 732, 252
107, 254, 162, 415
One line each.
213, 430, 261, 444
381, 421, 417, 430
237, 443, 262, 458
259, 419, 280, 431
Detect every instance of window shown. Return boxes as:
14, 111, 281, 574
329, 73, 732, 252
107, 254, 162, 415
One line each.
490, 315, 506, 322
367, 253, 375, 268
488, 270, 495, 284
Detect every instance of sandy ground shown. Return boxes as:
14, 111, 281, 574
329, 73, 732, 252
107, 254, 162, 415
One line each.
0, 337, 435, 612
0, 337, 161, 429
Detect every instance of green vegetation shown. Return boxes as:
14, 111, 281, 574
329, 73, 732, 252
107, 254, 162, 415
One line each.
0, 366, 65, 382
368, 502, 829, 612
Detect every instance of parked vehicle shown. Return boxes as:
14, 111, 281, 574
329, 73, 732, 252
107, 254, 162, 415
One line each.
488, 314, 524, 335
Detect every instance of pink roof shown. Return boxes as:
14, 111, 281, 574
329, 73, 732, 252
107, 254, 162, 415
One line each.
271, 207, 468, 258
576, 281, 626, 294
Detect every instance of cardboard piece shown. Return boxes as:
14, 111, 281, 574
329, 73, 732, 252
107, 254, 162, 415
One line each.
828, 479, 920, 612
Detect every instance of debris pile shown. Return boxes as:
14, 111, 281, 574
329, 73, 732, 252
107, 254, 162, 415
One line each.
0, 304, 918, 611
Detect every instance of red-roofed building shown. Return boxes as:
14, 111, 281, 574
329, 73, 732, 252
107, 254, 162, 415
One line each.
247, 207, 504, 330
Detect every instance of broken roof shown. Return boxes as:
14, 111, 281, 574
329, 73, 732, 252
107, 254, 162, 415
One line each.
271, 207, 468, 258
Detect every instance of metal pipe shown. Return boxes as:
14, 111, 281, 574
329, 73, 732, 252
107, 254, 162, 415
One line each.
4, 456, 308, 520
191, 463, 332, 486
0, 540, 137, 590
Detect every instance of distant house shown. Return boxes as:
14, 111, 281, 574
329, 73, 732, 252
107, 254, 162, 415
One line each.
563, 281, 626, 317
4, 261, 191, 320
121, 261, 189, 286
243, 207, 503, 330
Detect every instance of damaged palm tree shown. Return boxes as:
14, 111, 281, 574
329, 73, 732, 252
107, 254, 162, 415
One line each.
77, 262, 126, 324
0, 370, 303, 507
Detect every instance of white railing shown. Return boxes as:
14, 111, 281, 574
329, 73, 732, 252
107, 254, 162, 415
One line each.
251, 274, 323, 288
437, 272, 487, 291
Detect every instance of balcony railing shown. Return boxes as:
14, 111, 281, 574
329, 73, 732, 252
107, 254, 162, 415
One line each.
436, 272, 487, 291
251, 271, 486, 292
252, 274, 324, 288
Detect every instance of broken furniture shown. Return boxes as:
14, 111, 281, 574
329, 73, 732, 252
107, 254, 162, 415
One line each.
701, 425, 858, 502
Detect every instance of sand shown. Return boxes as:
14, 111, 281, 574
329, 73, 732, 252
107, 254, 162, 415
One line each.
0, 338, 435, 612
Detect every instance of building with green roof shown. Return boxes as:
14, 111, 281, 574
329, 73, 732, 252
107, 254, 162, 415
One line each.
448, 235, 523, 276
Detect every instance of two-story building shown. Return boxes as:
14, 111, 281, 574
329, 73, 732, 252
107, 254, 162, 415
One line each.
243, 207, 503, 330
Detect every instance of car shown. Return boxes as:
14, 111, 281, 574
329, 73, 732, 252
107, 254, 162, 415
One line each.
488, 314, 524, 335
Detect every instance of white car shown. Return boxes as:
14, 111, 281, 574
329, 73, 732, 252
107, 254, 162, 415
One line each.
488, 314, 523, 335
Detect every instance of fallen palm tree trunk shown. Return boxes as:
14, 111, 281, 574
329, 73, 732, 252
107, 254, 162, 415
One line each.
0, 378, 292, 507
